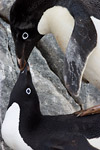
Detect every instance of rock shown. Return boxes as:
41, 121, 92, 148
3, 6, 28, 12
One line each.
80, 82, 100, 109
0, 18, 17, 150
29, 48, 79, 115
37, 34, 65, 84
0, 0, 15, 21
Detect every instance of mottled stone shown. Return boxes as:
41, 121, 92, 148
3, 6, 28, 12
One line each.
29, 48, 79, 115
80, 82, 100, 109
0, 18, 16, 150
37, 34, 64, 84
0, 0, 15, 21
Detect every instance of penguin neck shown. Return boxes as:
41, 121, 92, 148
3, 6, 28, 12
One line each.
1, 73, 42, 150
38, 6, 75, 52
32, 0, 58, 17
19, 100, 42, 132
8, 85, 42, 132
35, 0, 59, 22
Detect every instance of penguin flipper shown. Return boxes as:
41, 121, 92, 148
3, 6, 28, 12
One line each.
39, 133, 98, 150
64, 17, 97, 96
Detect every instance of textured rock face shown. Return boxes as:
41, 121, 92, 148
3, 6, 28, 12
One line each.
0, 0, 15, 21
0, 1, 100, 150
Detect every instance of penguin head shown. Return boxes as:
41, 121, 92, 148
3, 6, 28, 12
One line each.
9, 63, 40, 115
10, 0, 42, 70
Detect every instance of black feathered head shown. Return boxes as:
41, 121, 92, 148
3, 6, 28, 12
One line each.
10, 0, 43, 70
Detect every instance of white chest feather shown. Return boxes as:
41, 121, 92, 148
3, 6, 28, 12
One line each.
1, 103, 33, 150
38, 6, 74, 52
87, 137, 100, 149
83, 17, 100, 89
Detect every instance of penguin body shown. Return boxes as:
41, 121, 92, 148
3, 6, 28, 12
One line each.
38, 6, 74, 52
10, 0, 100, 96
1, 65, 100, 150
38, 6, 100, 93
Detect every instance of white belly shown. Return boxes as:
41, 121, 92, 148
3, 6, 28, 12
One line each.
83, 17, 100, 89
38, 6, 74, 52
1, 103, 33, 150
38, 6, 100, 90
87, 137, 100, 149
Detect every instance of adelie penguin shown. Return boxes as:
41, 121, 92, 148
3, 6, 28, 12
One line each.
10, 0, 100, 114
1, 63, 100, 150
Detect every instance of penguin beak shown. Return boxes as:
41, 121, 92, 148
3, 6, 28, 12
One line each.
21, 62, 30, 73
17, 57, 27, 71
14, 39, 31, 71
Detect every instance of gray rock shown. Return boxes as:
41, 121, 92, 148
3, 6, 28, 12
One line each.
29, 48, 78, 115
0, 0, 15, 21
0, 18, 16, 150
37, 34, 65, 84
80, 82, 100, 109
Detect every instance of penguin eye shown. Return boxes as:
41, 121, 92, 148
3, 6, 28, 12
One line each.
21, 70, 24, 74
22, 32, 29, 40
26, 88, 31, 95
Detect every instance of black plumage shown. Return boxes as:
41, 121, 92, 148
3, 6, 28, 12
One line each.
10, 0, 99, 98
1, 64, 100, 150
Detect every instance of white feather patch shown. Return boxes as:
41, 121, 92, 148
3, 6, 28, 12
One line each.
87, 137, 100, 149
83, 16, 100, 89
38, 6, 74, 52
1, 103, 33, 150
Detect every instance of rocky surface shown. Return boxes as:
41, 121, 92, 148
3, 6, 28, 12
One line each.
0, 0, 15, 21
0, 1, 100, 150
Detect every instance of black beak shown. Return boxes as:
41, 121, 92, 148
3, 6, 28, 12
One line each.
21, 62, 30, 73
17, 57, 27, 71
20, 62, 32, 82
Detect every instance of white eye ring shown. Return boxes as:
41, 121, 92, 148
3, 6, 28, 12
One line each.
21, 70, 24, 74
22, 32, 29, 40
26, 88, 31, 95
